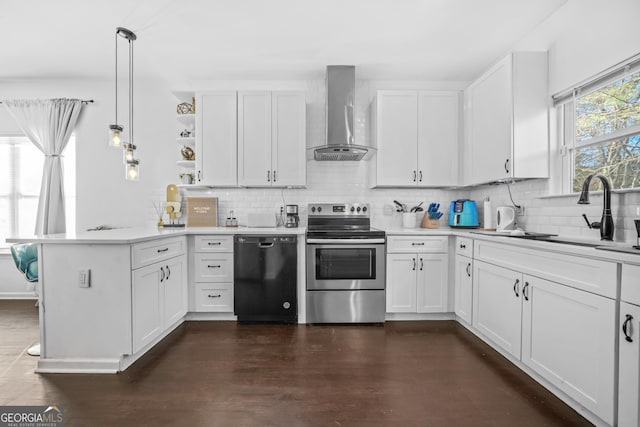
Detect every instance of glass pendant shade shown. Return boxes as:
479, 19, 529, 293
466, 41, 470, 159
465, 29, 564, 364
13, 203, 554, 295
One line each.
125, 159, 140, 181
109, 124, 123, 147
123, 143, 136, 163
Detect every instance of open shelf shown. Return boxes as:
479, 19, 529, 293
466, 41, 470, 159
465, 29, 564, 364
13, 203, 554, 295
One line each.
176, 160, 195, 169
176, 137, 195, 146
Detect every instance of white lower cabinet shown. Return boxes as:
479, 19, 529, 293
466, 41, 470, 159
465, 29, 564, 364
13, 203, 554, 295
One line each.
473, 260, 522, 358
192, 235, 234, 312
386, 236, 448, 314
473, 254, 616, 425
521, 275, 615, 424
618, 263, 640, 427
132, 254, 187, 353
454, 237, 473, 324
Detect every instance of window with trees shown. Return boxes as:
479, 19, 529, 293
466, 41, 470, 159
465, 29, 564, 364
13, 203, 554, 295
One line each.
556, 60, 640, 193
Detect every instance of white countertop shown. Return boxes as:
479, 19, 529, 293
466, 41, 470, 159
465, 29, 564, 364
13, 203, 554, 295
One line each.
6, 226, 306, 245
7, 224, 640, 263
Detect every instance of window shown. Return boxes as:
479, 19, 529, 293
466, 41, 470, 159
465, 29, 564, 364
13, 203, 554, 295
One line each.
555, 58, 640, 193
0, 135, 75, 250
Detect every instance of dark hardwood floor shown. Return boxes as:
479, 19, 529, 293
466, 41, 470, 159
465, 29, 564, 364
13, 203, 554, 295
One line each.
0, 300, 592, 426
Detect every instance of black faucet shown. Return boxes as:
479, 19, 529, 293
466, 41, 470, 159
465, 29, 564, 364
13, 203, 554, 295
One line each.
577, 173, 614, 241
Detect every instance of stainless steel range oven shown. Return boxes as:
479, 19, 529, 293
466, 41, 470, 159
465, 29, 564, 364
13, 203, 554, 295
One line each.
306, 203, 386, 323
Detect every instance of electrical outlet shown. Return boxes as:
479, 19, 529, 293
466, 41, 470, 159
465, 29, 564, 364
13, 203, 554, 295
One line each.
516, 206, 525, 216
79, 269, 91, 288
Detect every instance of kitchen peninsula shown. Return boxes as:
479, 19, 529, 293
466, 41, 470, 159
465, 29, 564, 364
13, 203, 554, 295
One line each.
9, 227, 305, 374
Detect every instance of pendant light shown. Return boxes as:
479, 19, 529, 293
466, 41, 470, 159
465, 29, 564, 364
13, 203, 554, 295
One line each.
108, 27, 140, 180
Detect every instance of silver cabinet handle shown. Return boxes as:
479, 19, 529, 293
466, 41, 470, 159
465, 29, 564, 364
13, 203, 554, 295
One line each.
412, 258, 416, 271
504, 158, 510, 174
166, 265, 170, 280
160, 266, 165, 283
419, 258, 424, 271
197, 170, 201, 182
419, 170, 423, 182
208, 294, 221, 299
513, 278, 520, 297
207, 242, 221, 246
413, 170, 417, 182
623, 314, 634, 343
207, 264, 221, 268
523, 281, 529, 301
157, 248, 169, 253
273, 170, 277, 182
466, 263, 471, 277
411, 242, 425, 246
267, 170, 271, 182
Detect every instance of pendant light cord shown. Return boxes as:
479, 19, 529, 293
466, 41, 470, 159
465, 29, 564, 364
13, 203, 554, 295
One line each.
114, 30, 118, 124
129, 38, 133, 145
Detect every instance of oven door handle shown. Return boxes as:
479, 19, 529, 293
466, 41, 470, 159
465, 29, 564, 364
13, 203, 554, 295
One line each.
306, 238, 386, 244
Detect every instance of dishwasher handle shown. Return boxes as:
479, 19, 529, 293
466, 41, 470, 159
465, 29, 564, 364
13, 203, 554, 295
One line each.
259, 242, 274, 248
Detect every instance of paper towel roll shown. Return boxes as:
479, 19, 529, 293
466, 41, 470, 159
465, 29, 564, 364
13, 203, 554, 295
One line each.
483, 198, 493, 229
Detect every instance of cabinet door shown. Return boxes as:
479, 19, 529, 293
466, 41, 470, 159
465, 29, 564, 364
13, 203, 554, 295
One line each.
375, 91, 418, 186
465, 56, 512, 184
163, 255, 187, 328
132, 264, 163, 353
522, 275, 615, 425
271, 91, 306, 187
238, 91, 272, 186
473, 260, 522, 358
386, 253, 417, 312
619, 301, 640, 427
417, 91, 459, 186
416, 254, 448, 313
196, 91, 237, 186
454, 255, 473, 324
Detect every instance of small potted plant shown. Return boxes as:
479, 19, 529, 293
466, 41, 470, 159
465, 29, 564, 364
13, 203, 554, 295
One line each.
180, 172, 194, 185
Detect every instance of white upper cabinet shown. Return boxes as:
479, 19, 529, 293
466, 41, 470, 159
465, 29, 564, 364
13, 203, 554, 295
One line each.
195, 91, 238, 186
463, 52, 549, 185
238, 91, 306, 187
371, 90, 460, 187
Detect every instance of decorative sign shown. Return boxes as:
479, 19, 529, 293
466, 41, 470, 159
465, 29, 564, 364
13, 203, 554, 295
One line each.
186, 197, 218, 227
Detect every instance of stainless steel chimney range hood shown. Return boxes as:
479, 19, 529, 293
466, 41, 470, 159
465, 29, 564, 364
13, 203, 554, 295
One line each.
309, 65, 375, 161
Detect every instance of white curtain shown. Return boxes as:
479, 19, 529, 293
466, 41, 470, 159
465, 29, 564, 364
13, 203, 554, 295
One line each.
2, 99, 84, 235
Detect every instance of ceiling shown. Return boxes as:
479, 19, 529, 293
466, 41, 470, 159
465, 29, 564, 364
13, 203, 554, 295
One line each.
0, 0, 567, 84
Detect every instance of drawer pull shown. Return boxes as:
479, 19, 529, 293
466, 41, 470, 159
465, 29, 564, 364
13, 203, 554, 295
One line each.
466, 263, 471, 277
419, 258, 424, 271
460, 243, 466, 249
160, 266, 165, 283
411, 242, 425, 246
207, 242, 222, 246
208, 294, 222, 299
166, 265, 171, 280
513, 278, 520, 297
623, 314, 634, 343
157, 248, 169, 253
207, 265, 221, 269
523, 281, 529, 301
412, 258, 416, 271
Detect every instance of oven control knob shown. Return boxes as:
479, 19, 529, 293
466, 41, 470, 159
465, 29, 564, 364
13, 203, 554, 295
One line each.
311, 206, 316, 213
350, 206, 355, 212
363, 206, 367, 212
317, 207, 322, 212
357, 207, 361, 212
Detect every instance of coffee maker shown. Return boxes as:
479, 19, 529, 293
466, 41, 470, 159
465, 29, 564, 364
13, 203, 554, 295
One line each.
285, 204, 299, 228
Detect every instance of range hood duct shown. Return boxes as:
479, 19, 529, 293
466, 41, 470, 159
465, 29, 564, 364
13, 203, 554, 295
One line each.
311, 65, 375, 161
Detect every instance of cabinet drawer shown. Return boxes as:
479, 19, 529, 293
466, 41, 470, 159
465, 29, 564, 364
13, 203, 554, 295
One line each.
387, 235, 448, 253
194, 283, 233, 312
194, 235, 233, 252
456, 237, 473, 257
621, 263, 640, 306
195, 253, 233, 282
474, 239, 617, 299
132, 237, 186, 270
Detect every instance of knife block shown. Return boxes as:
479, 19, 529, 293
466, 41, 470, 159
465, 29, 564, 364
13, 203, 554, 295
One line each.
421, 214, 440, 229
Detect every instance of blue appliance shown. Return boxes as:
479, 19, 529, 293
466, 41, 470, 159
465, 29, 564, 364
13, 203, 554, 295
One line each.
448, 199, 479, 228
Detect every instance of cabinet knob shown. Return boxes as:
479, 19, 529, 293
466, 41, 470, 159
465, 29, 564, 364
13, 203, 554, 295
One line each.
460, 244, 466, 249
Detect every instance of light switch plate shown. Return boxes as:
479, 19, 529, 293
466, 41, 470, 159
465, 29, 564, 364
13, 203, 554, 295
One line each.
79, 269, 91, 288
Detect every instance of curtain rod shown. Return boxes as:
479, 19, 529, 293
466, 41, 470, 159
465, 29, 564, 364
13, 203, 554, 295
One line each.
0, 99, 94, 104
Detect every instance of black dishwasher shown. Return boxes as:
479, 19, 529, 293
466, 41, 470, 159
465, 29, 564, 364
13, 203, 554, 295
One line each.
234, 235, 297, 323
